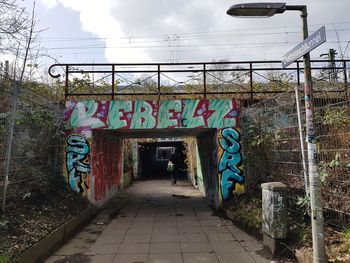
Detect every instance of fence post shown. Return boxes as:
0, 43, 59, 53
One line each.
203, 63, 207, 99
112, 65, 115, 100
295, 86, 309, 198
2, 82, 19, 212
157, 64, 161, 101
249, 62, 253, 101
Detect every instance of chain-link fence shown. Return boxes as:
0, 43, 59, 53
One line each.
0, 77, 64, 212
241, 84, 350, 227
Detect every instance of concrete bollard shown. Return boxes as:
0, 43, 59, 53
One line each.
261, 182, 288, 255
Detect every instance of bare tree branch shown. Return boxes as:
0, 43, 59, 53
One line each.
19, 1, 35, 83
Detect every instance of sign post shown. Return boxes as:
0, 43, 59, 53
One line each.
283, 24, 327, 262
282, 26, 326, 68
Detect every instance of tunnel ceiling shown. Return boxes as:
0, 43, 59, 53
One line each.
93, 128, 216, 138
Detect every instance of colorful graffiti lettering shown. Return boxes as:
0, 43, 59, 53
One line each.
65, 134, 90, 193
64, 99, 239, 130
218, 127, 244, 200
92, 134, 123, 202
63, 99, 242, 205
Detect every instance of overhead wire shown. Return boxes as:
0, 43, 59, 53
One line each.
33, 20, 350, 42
25, 40, 350, 51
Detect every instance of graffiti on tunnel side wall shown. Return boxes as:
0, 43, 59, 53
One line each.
92, 135, 122, 202
65, 134, 91, 194
64, 99, 239, 130
63, 99, 242, 204
218, 127, 244, 200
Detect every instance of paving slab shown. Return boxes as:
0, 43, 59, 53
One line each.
117, 243, 149, 254
180, 241, 213, 253
85, 243, 120, 255
45, 179, 290, 263
90, 254, 116, 263
216, 252, 255, 263
183, 252, 220, 263
113, 253, 148, 263
150, 242, 181, 254
148, 253, 183, 263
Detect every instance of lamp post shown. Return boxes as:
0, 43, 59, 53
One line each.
227, 3, 327, 263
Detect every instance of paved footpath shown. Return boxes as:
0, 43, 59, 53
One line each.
45, 180, 280, 263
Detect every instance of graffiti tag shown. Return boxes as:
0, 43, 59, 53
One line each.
65, 99, 239, 130
65, 134, 90, 193
218, 127, 244, 199
92, 136, 122, 201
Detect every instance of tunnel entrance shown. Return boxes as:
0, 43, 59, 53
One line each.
138, 140, 187, 180
88, 128, 220, 207
64, 99, 242, 208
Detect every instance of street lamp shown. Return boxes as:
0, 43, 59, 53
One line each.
227, 3, 327, 263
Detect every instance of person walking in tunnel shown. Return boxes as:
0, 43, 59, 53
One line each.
168, 148, 180, 185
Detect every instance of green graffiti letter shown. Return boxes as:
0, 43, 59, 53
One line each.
157, 100, 181, 128
130, 101, 156, 129
69, 101, 105, 129
207, 100, 236, 128
181, 100, 204, 128
108, 101, 132, 129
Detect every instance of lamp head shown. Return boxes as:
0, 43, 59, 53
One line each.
227, 2, 287, 17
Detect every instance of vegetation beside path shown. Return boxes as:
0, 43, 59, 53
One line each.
0, 177, 89, 263
222, 193, 350, 263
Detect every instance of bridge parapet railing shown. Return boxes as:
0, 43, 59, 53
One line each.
48, 60, 349, 101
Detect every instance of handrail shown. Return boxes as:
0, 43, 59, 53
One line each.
48, 59, 349, 100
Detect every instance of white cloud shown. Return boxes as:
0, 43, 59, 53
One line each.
37, 0, 350, 63
46, 0, 150, 62
39, 0, 57, 9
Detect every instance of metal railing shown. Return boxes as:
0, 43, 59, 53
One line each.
48, 59, 349, 100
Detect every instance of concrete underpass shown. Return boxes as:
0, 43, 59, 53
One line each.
54, 99, 252, 262
93, 128, 219, 208
64, 99, 243, 210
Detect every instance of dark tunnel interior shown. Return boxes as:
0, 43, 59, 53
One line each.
138, 141, 187, 180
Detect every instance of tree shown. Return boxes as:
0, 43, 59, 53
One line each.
0, 0, 31, 55
0, 0, 43, 83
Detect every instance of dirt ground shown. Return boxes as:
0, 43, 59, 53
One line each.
0, 187, 90, 263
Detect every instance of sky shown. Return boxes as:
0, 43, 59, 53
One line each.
19, 0, 350, 65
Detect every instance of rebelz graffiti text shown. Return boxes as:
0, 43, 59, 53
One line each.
64, 99, 239, 130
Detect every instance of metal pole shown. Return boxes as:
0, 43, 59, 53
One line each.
295, 86, 309, 198
249, 62, 253, 101
296, 61, 301, 86
300, 6, 327, 263
157, 64, 161, 101
65, 65, 69, 100
2, 82, 19, 212
112, 65, 115, 100
203, 63, 207, 99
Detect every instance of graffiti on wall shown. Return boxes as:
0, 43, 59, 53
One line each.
92, 135, 123, 202
64, 99, 239, 130
217, 127, 244, 200
63, 99, 242, 204
65, 134, 91, 194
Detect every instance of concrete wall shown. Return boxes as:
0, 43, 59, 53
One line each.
197, 130, 219, 208
132, 142, 139, 179
91, 133, 123, 206
195, 144, 205, 194
64, 132, 125, 207
216, 127, 244, 203
63, 99, 243, 207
